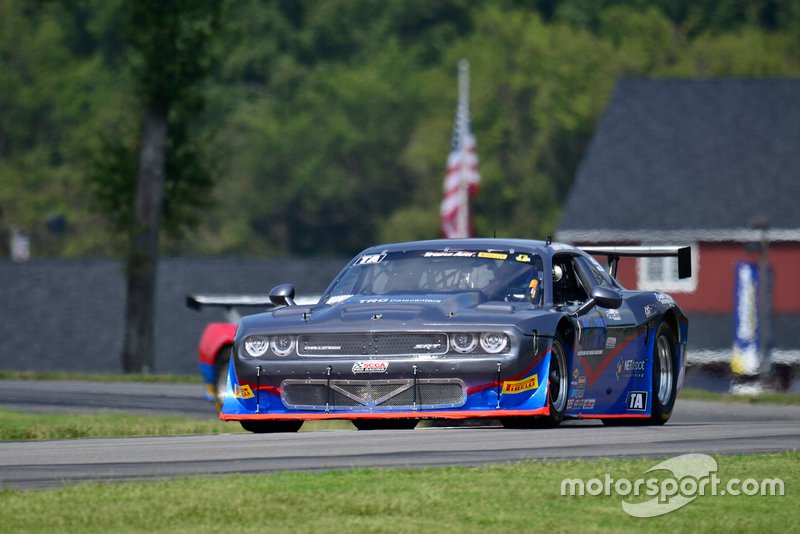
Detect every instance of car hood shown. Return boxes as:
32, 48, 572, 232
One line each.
237, 292, 551, 335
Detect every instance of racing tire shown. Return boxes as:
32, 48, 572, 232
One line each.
240, 420, 303, 433
353, 419, 418, 431
602, 322, 678, 426
212, 346, 231, 413
648, 322, 678, 425
501, 333, 568, 429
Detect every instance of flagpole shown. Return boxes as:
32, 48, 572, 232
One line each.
456, 59, 470, 239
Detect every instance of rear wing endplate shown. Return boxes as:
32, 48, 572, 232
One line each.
580, 246, 692, 279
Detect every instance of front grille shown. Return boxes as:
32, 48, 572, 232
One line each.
279, 382, 362, 407
281, 379, 466, 411
297, 333, 448, 357
378, 382, 464, 407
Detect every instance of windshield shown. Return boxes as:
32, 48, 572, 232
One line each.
324, 250, 544, 305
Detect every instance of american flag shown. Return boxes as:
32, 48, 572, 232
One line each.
440, 61, 480, 238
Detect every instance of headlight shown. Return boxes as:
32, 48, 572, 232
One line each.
243, 335, 269, 357
451, 332, 478, 353
480, 332, 509, 354
270, 335, 295, 357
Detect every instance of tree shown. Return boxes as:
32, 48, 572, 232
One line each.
118, 1, 222, 373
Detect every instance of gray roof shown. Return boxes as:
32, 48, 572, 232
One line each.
558, 79, 800, 240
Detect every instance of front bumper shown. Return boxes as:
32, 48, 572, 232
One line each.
220, 344, 554, 421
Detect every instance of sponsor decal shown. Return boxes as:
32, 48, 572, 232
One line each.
478, 251, 508, 260
234, 384, 254, 399
423, 251, 475, 258
567, 398, 576, 410
515, 254, 531, 263
573, 368, 580, 380
501, 375, 539, 394
606, 309, 622, 321
582, 398, 596, 409
617, 357, 647, 381
326, 295, 352, 305
605, 337, 617, 350
352, 361, 389, 374
355, 254, 386, 265
623, 359, 646, 372
576, 388, 585, 399
644, 304, 657, 318
577, 375, 586, 387
627, 391, 648, 411
655, 292, 674, 305
578, 328, 607, 358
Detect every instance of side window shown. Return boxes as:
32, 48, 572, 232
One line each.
552, 255, 588, 305
576, 256, 615, 288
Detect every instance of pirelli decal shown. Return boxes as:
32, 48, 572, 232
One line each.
502, 375, 539, 394
234, 384, 254, 399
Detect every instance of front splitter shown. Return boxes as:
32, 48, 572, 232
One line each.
220, 407, 549, 422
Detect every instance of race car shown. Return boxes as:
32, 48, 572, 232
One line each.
220, 238, 690, 432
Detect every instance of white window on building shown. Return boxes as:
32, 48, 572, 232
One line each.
637, 244, 698, 293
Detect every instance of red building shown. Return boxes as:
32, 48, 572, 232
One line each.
558, 79, 800, 367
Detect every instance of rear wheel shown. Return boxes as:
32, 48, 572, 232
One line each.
353, 419, 418, 431
240, 420, 303, 433
649, 322, 678, 424
502, 333, 568, 429
602, 321, 677, 426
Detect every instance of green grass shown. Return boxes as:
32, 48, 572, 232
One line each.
0, 370, 202, 384
0, 452, 796, 533
0, 408, 243, 440
0, 408, 356, 441
680, 388, 800, 405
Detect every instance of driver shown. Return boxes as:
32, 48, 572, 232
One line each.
488, 262, 542, 304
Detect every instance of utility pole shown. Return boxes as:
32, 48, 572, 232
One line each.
750, 217, 771, 386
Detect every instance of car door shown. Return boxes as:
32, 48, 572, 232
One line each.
572, 255, 647, 415
550, 254, 606, 414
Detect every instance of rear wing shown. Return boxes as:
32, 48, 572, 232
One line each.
186, 293, 320, 323
186, 294, 277, 311
580, 246, 692, 279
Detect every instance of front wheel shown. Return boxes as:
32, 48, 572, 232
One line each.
240, 420, 303, 433
212, 346, 231, 413
502, 333, 568, 429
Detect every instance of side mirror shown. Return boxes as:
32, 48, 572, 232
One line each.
269, 283, 296, 306
591, 286, 622, 309
572, 286, 622, 317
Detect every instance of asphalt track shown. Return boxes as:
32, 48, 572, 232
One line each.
0, 381, 798, 490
